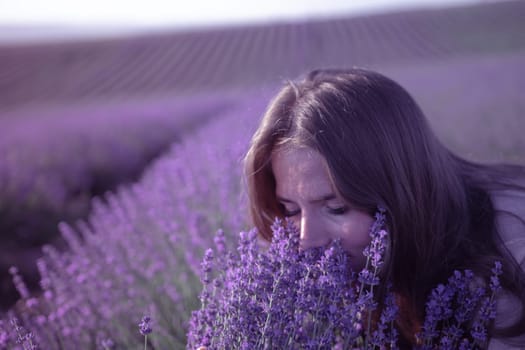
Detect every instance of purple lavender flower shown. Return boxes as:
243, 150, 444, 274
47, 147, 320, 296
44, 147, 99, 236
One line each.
187, 209, 396, 349
138, 316, 152, 350
416, 260, 503, 348
470, 261, 502, 345
8, 266, 31, 300
370, 285, 399, 349
0, 320, 11, 348
138, 316, 152, 336
200, 249, 214, 285
9, 318, 39, 350
490, 260, 502, 293
358, 207, 388, 288
358, 269, 380, 286
101, 338, 115, 349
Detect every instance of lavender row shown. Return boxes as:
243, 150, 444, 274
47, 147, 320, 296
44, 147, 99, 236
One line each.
0, 89, 271, 348
0, 92, 236, 310
1, 1, 523, 111
377, 50, 525, 165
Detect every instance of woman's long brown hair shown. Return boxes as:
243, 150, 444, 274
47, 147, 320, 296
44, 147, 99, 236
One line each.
244, 68, 525, 345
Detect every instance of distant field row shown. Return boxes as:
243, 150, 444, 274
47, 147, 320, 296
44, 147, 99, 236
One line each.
0, 0, 524, 112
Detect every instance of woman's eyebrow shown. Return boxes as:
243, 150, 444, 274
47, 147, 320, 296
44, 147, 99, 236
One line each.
277, 194, 336, 203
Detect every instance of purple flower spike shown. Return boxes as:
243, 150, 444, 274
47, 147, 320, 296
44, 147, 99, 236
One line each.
200, 249, 214, 285
101, 338, 115, 349
138, 316, 152, 336
360, 207, 389, 286
490, 260, 502, 293
469, 260, 502, 345
0, 321, 8, 348
416, 261, 504, 348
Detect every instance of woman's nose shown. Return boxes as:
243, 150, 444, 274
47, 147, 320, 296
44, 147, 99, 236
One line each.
298, 214, 329, 249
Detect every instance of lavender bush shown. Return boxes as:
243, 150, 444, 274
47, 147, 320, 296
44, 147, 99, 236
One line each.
188, 214, 502, 350
0, 92, 235, 229
187, 211, 396, 349
0, 92, 237, 311
0, 92, 271, 349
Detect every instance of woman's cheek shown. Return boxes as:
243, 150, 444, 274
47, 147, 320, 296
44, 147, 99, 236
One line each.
339, 220, 372, 249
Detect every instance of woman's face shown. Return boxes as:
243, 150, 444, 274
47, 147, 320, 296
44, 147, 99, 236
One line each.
272, 146, 374, 270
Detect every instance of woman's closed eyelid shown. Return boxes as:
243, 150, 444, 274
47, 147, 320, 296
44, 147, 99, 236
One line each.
284, 209, 300, 217
279, 201, 348, 217
326, 205, 349, 215
278, 202, 300, 217
325, 198, 350, 214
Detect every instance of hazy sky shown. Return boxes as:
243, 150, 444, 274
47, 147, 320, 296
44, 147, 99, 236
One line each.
0, 0, 488, 26
0, 0, 490, 42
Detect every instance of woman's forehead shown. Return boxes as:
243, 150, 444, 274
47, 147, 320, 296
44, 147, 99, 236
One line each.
271, 147, 337, 200
271, 146, 326, 173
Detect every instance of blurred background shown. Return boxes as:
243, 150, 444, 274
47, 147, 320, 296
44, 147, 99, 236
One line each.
0, 0, 524, 311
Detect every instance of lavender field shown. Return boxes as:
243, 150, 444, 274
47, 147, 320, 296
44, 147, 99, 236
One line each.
1, 0, 524, 348
0, 92, 238, 310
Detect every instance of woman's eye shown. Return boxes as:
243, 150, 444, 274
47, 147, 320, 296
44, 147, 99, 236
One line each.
327, 206, 348, 215
279, 203, 300, 217
283, 209, 300, 217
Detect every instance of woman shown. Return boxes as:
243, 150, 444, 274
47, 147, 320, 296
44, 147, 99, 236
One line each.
244, 68, 525, 347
